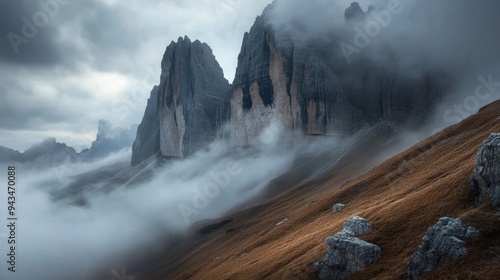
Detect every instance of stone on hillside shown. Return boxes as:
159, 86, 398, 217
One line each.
470, 133, 500, 210
332, 203, 346, 213
315, 216, 381, 280
407, 217, 479, 280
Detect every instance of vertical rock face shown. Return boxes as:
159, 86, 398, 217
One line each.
230, 2, 444, 148
470, 133, 500, 210
132, 36, 231, 163
132, 86, 160, 164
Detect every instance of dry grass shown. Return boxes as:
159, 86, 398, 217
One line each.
141, 100, 500, 280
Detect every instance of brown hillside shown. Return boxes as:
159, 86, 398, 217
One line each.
142, 100, 500, 280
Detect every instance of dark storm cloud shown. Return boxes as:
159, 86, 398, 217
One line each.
0, 0, 64, 65
0, 0, 146, 71
0, 70, 94, 131
0, 0, 270, 151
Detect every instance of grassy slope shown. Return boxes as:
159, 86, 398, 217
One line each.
144, 100, 500, 280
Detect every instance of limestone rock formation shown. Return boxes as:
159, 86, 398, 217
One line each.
315, 216, 381, 280
470, 133, 500, 210
80, 119, 136, 161
407, 217, 479, 280
132, 86, 160, 164
132, 36, 231, 163
230, 1, 444, 149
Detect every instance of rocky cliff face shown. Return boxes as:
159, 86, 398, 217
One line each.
131, 86, 160, 164
132, 2, 446, 164
132, 36, 231, 164
230, 2, 444, 148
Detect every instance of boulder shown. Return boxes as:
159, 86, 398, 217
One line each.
470, 133, 500, 210
407, 217, 479, 280
332, 203, 346, 213
315, 216, 381, 280
342, 215, 372, 236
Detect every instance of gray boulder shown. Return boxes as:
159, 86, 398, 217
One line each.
342, 215, 372, 236
315, 216, 381, 280
470, 133, 500, 210
332, 203, 346, 213
407, 217, 479, 280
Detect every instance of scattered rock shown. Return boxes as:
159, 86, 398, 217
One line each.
332, 203, 346, 213
407, 217, 479, 280
470, 133, 500, 210
315, 216, 381, 280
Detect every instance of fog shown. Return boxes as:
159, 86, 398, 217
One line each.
0, 117, 400, 280
1, 0, 499, 279
0, 132, 345, 279
267, 0, 499, 133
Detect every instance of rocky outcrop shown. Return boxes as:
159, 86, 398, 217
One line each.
315, 216, 381, 280
229, 2, 444, 149
132, 36, 231, 163
407, 217, 479, 280
344, 2, 365, 21
80, 119, 136, 161
470, 133, 500, 210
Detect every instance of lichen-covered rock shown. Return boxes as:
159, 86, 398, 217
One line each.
407, 217, 479, 280
132, 36, 231, 163
315, 216, 381, 280
470, 133, 500, 210
342, 215, 372, 236
332, 203, 346, 213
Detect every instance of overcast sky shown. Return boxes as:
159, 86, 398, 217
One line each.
2, 0, 499, 152
0, 0, 272, 151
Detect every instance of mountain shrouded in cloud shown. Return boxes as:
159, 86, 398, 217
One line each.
0, 0, 499, 280
132, 0, 450, 165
